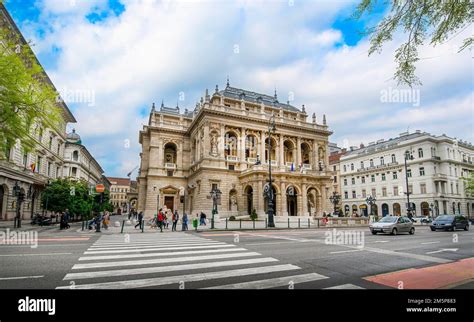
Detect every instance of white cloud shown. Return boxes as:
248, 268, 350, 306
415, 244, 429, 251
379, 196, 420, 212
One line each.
14, 0, 473, 177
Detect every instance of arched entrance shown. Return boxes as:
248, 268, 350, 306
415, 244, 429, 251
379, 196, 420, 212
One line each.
245, 186, 253, 215
382, 203, 389, 216
371, 204, 378, 216
229, 189, 238, 212
344, 205, 350, 215
286, 186, 297, 216
421, 202, 430, 216
306, 187, 319, 216
359, 204, 367, 216
0, 185, 6, 220
352, 204, 358, 216
393, 203, 401, 216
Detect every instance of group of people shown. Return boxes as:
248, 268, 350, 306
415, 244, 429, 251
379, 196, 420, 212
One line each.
150, 209, 189, 232
88, 211, 111, 232
59, 209, 71, 230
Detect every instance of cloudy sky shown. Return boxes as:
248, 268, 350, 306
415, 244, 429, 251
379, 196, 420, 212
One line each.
5, 0, 473, 177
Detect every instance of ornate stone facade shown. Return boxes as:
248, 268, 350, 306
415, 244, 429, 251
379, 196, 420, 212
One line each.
138, 83, 334, 219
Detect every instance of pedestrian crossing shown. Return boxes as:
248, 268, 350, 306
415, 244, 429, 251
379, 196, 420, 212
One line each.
56, 233, 366, 289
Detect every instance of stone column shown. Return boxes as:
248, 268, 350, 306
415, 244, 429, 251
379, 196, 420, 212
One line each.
260, 131, 266, 164
177, 142, 183, 170
157, 138, 164, 167
280, 181, 287, 216
220, 124, 225, 158
257, 180, 264, 216
203, 124, 210, 156
321, 185, 328, 213
302, 183, 308, 216
279, 135, 284, 168
297, 137, 302, 166
297, 194, 303, 217
241, 128, 247, 163
313, 141, 319, 167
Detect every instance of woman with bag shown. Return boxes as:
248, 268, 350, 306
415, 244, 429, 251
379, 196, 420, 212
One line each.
102, 211, 110, 230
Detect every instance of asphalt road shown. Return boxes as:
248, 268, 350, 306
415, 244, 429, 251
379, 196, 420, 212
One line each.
0, 223, 472, 289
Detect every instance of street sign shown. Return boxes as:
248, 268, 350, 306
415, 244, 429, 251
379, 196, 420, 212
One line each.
96, 184, 105, 193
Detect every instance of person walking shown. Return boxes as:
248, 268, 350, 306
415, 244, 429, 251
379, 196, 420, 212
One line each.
172, 210, 179, 231
95, 212, 103, 233
163, 211, 169, 229
182, 213, 188, 231
102, 211, 110, 230
157, 209, 164, 232
200, 212, 207, 226
135, 211, 143, 229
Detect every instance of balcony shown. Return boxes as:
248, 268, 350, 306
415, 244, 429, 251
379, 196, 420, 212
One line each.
164, 163, 176, 169
226, 156, 239, 162
302, 164, 312, 170
246, 157, 258, 164
433, 173, 448, 181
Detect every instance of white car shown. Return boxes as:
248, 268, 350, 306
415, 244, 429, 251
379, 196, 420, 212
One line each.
369, 216, 415, 235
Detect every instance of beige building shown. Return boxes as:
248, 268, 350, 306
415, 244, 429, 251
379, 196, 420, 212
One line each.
138, 82, 334, 220
0, 4, 76, 221
107, 177, 131, 213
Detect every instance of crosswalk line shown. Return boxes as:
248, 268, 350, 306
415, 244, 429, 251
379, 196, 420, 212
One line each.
91, 240, 210, 247
92, 238, 211, 245
56, 264, 300, 289
64, 257, 279, 280
73, 252, 262, 269
203, 273, 328, 289
89, 241, 223, 250
79, 247, 248, 261
324, 284, 364, 289
84, 244, 236, 255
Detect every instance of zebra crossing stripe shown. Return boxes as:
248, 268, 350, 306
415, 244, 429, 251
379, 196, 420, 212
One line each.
324, 284, 364, 289
64, 257, 279, 280
56, 264, 300, 289
203, 273, 328, 289
92, 238, 212, 245
89, 241, 223, 250
73, 252, 262, 269
84, 244, 236, 255
79, 247, 248, 261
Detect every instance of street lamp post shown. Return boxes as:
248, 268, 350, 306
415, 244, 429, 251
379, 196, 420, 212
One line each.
13, 181, 25, 229
365, 195, 377, 219
329, 191, 341, 217
210, 186, 221, 229
266, 114, 276, 228
404, 151, 414, 218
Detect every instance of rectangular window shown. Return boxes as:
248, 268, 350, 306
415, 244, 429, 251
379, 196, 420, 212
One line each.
352, 191, 356, 198
344, 191, 348, 199
47, 162, 52, 176
333, 176, 337, 183
361, 176, 365, 184
344, 178, 347, 186
408, 185, 413, 194
371, 175, 375, 182
392, 172, 397, 180
382, 187, 387, 197
371, 188, 376, 197
351, 178, 355, 185
362, 189, 366, 198
49, 137, 53, 150
228, 165, 235, 171
212, 183, 218, 191
393, 186, 398, 196
167, 170, 174, 177
37, 156, 42, 173
23, 153, 28, 167
419, 167, 425, 176
407, 169, 412, 178
420, 183, 426, 194
381, 173, 386, 181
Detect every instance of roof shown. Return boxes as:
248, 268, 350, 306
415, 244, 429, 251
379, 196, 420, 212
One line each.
218, 85, 301, 112
106, 177, 131, 186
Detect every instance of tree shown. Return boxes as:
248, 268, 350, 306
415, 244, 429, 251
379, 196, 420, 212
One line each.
354, 0, 473, 86
0, 23, 62, 155
42, 179, 92, 219
463, 172, 474, 196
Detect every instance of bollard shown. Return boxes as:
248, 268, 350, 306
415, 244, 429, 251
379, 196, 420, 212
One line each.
240, 219, 242, 229
82, 221, 85, 231
298, 218, 300, 229
265, 218, 267, 229
308, 218, 310, 229
253, 219, 255, 230
141, 219, 144, 233
225, 218, 228, 230
317, 218, 320, 228
121, 220, 125, 234
288, 218, 290, 229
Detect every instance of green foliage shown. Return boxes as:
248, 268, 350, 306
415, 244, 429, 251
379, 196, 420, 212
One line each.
354, 0, 473, 87
463, 172, 474, 197
0, 26, 62, 155
250, 209, 258, 220
229, 216, 236, 221
41, 179, 113, 219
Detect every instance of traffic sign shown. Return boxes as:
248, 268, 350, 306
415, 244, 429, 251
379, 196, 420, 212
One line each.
95, 184, 105, 193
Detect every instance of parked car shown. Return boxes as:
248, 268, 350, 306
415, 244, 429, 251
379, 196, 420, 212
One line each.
411, 216, 432, 224
430, 215, 469, 231
369, 215, 415, 235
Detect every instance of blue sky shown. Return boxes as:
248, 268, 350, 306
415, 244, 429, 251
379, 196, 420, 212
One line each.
4, 0, 473, 177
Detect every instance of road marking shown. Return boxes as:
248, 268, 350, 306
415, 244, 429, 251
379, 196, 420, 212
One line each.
329, 249, 363, 254
73, 251, 262, 269
0, 253, 72, 257
79, 248, 248, 261
325, 284, 364, 289
84, 244, 236, 255
0, 275, 44, 281
372, 241, 389, 243
89, 241, 223, 250
362, 246, 451, 263
203, 273, 328, 289
244, 241, 295, 246
56, 264, 300, 289
421, 241, 440, 245
426, 248, 458, 254
65, 257, 279, 280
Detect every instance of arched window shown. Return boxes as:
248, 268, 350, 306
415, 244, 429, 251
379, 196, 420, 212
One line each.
164, 142, 177, 165
72, 150, 79, 162
391, 154, 396, 163
380, 156, 384, 165
350, 163, 354, 171
370, 159, 374, 167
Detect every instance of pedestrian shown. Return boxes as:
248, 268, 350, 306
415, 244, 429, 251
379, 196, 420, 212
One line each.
200, 212, 207, 226
172, 210, 179, 231
103, 211, 110, 230
182, 213, 188, 231
95, 212, 103, 233
157, 209, 164, 232
164, 211, 169, 229
135, 211, 143, 229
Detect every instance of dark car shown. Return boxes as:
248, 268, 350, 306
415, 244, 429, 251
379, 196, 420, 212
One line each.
430, 215, 469, 231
